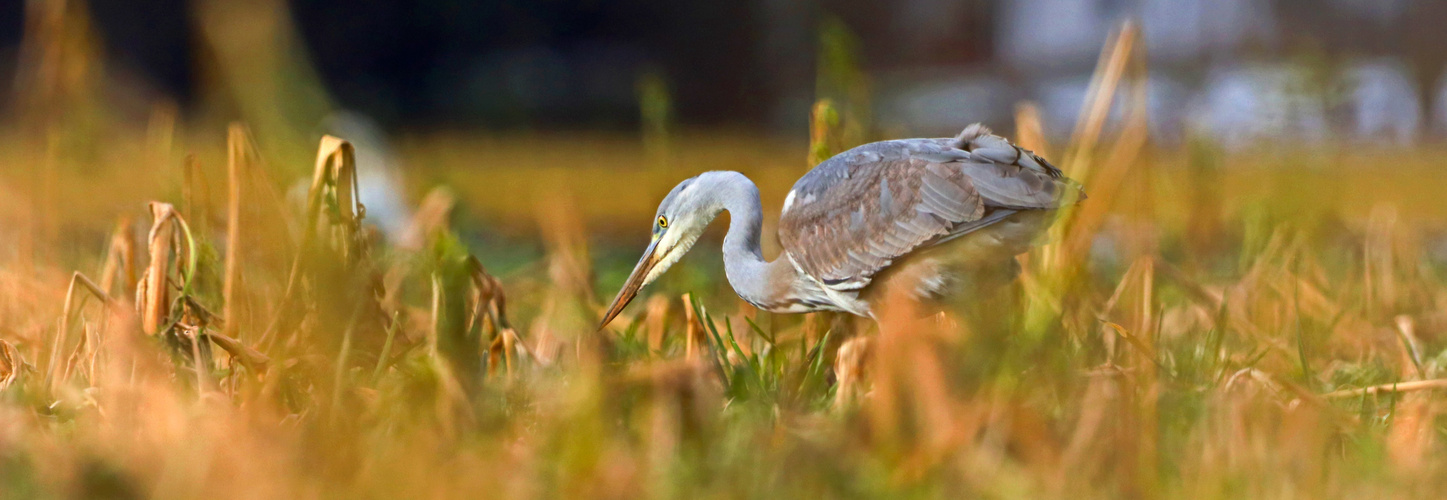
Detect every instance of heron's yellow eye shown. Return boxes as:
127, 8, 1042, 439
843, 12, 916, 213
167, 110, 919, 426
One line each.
657, 216, 668, 228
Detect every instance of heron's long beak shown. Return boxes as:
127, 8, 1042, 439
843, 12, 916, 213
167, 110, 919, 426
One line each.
598, 238, 661, 331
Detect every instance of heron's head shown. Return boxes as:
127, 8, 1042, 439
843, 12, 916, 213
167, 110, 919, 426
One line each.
599, 174, 721, 330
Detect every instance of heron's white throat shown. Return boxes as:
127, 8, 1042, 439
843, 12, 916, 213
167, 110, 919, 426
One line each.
644, 227, 705, 285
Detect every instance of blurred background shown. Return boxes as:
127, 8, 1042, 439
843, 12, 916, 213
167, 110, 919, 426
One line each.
3, 0, 1447, 290
4, 0, 1447, 141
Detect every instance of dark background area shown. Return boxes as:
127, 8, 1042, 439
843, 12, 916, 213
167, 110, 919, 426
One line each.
3, 1, 1445, 141
6, 0, 776, 128
0, 0, 999, 130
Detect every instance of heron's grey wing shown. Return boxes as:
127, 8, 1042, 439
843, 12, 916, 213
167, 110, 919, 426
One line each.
778, 143, 985, 291
778, 124, 1079, 292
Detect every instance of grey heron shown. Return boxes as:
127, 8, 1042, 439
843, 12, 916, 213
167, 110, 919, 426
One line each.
598, 124, 1083, 329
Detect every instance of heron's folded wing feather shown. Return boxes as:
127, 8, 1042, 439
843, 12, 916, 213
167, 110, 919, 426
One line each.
778, 127, 1081, 292
780, 148, 982, 291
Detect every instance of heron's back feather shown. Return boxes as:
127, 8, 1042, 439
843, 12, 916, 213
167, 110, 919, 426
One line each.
778, 124, 1079, 294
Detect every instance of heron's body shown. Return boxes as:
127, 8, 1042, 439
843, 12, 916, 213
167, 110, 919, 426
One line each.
600, 124, 1082, 328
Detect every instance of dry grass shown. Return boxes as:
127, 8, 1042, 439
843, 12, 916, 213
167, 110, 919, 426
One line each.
3, 127, 1447, 500
4, 12, 1447, 500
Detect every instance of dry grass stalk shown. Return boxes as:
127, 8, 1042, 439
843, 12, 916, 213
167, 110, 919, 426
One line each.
1061, 20, 1138, 179
1055, 41, 1150, 270
681, 293, 702, 361
0, 339, 27, 390
1385, 313, 1437, 470
181, 154, 209, 225
310, 135, 364, 256
1013, 101, 1050, 157
1320, 379, 1447, 399
1394, 315, 1425, 379
285, 134, 363, 279
97, 216, 137, 298
466, 256, 510, 333
799, 313, 828, 360
187, 323, 210, 391
137, 202, 191, 336
265, 135, 367, 347
832, 336, 871, 410
223, 123, 254, 339
1098, 258, 1153, 359
52, 271, 112, 385
207, 331, 270, 372
1018, 21, 1148, 339
62, 323, 98, 386
643, 294, 669, 353
1113, 48, 1157, 258
487, 328, 514, 376
464, 255, 533, 374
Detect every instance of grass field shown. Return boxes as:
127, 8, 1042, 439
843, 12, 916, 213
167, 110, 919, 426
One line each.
4, 19, 1447, 500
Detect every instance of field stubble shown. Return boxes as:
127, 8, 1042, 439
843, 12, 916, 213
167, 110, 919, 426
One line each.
2, 24, 1447, 500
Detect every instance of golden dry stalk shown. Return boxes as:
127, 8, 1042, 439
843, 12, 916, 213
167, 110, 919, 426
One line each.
263, 134, 375, 349
309, 135, 363, 254
487, 328, 523, 377
1013, 101, 1050, 158
681, 293, 703, 361
466, 256, 534, 375
0, 339, 27, 391
223, 122, 255, 339
138, 202, 185, 336
643, 294, 670, 353
832, 336, 871, 410
51, 271, 112, 386
98, 216, 137, 297
207, 332, 270, 372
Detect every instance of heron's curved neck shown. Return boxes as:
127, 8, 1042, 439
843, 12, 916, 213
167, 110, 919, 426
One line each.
708, 173, 796, 309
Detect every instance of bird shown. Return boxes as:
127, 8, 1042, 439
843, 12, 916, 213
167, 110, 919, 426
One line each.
598, 124, 1083, 329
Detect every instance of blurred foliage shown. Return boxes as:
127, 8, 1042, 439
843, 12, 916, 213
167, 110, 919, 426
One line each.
2, 3, 1447, 500
3, 118, 1447, 499
815, 16, 871, 152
